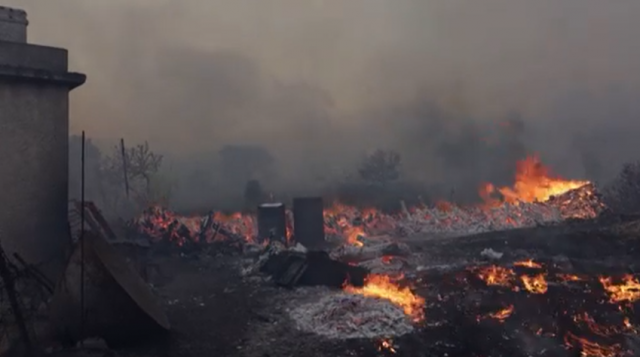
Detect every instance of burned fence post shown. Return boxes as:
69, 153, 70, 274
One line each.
293, 197, 325, 249
257, 203, 287, 244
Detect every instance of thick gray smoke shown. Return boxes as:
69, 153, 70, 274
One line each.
12, 0, 640, 210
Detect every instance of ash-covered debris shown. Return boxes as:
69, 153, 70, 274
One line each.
546, 183, 606, 219
289, 293, 414, 339
329, 240, 410, 262
397, 183, 605, 237
245, 241, 369, 288
356, 256, 409, 275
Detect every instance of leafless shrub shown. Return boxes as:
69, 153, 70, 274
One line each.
101, 141, 166, 213
602, 161, 640, 214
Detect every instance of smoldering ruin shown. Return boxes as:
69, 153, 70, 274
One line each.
3, 2, 640, 357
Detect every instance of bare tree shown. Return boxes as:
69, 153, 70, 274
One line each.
358, 149, 401, 186
101, 141, 164, 213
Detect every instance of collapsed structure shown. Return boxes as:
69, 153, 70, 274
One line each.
0, 6, 86, 280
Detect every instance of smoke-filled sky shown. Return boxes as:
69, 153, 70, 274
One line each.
11, 0, 640, 189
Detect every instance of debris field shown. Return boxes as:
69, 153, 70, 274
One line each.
115, 155, 640, 357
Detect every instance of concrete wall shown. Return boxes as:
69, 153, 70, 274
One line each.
0, 6, 85, 279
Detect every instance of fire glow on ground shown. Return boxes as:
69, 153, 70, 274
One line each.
133, 154, 637, 356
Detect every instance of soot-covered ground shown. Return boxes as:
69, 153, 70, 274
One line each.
109, 215, 640, 357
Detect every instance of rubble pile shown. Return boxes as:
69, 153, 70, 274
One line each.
256, 242, 368, 288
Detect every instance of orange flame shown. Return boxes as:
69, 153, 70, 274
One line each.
474, 266, 516, 287
599, 275, 640, 304
514, 259, 543, 269
481, 305, 514, 322
377, 338, 397, 353
521, 274, 548, 294
481, 155, 589, 204
344, 274, 425, 322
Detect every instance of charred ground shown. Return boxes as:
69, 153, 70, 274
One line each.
105, 213, 640, 357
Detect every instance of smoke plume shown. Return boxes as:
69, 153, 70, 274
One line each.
11, 0, 640, 209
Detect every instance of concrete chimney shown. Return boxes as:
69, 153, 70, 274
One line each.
0, 6, 27, 43
0, 6, 86, 280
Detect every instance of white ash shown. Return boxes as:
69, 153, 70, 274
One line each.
330, 241, 410, 261
357, 256, 407, 274
240, 241, 310, 277
480, 248, 504, 260
289, 292, 414, 339
416, 261, 473, 273
239, 241, 286, 276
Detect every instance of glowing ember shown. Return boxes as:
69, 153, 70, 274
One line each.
377, 338, 396, 353
557, 273, 585, 282
343, 274, 425, 322
564, 331, 624, 357
514, 259, 543, 269
339, 219, 365, 247
599, 275, 640, 304
474, 265, 516, 287
520, 274, 548, 294
481, 305, 514, 322
573, 312, 633, 338
481, 155, 590, 204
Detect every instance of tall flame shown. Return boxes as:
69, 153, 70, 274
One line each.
481, 155, 589, 204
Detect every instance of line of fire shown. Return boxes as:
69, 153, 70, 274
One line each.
2, 4, 640, 357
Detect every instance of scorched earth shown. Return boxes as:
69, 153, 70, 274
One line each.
118, 155, 640, 357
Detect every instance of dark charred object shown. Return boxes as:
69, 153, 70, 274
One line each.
48, 232, 170, 348
257, 203, 287, 243
244, 179, 265, 209
293, 197, 325, 249
261, 250, 368, 288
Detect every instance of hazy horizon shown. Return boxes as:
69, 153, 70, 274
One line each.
9, 0, 640, 207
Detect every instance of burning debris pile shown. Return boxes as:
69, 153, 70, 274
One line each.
126, 155, 633, 355
132, 155, 605, 248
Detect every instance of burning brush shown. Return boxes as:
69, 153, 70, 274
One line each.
133, 155, 605, 249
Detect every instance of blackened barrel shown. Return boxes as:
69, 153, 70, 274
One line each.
257, 203, 287, 243
293, 197, 325, 248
